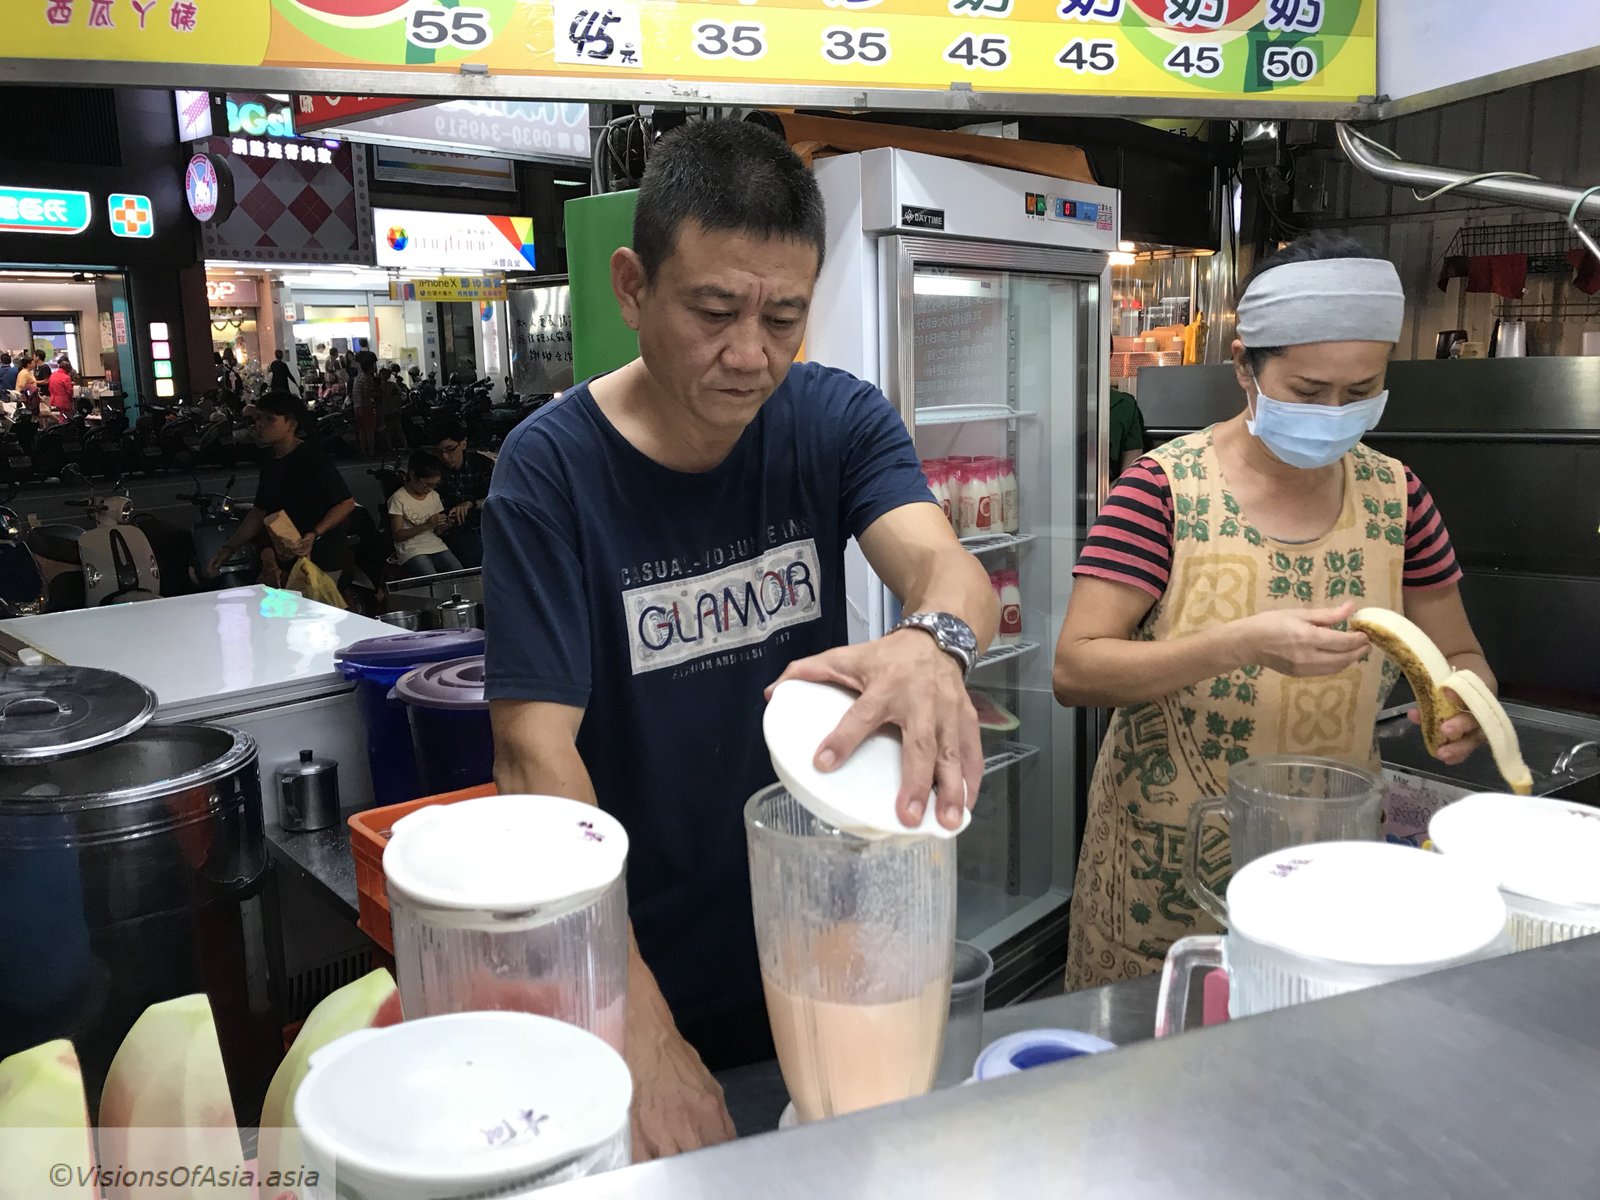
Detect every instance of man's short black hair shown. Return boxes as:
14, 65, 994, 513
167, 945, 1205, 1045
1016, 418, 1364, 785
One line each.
409, 448, 445, 479
256, 389, 307, 428
431, 417, 468, 446
1239, 231, 1379, 375
633, 119, 825, 282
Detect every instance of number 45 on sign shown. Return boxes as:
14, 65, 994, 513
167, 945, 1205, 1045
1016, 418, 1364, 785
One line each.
553, 0, 646, 68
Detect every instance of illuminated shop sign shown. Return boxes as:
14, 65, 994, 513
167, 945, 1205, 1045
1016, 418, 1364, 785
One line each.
0, 185, 93, 235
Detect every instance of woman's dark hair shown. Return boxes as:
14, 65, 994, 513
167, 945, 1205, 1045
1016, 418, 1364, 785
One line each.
409, 448, 446, 480
1239, 231, 1380, 374
255, 389, 307, 428
633, 119, 825, 282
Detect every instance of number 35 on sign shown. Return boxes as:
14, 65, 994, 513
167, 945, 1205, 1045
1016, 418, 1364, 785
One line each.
552, 0, 645, 69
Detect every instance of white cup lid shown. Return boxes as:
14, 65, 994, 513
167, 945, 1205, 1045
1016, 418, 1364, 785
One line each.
1227, 841, 1506, 968
763, 679, 970, 839
294, 1012, 631, 1190
384, 794, 628, 917
1429, 793, 1600, 909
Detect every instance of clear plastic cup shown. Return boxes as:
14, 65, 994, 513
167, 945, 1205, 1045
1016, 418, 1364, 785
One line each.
935, 941, 993, 1088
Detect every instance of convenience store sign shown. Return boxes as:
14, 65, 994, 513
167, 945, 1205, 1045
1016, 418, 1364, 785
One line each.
12, 0, 1375, 105
0, 186, 93, 236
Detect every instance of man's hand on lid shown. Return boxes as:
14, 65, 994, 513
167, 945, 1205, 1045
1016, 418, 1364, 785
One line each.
767, 628, 983, 833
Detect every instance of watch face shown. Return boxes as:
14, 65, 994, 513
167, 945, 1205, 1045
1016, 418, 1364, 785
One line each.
934, 613, 978, 653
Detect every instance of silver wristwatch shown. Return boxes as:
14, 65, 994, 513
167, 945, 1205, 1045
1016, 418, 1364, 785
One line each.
891, 611, 978, 678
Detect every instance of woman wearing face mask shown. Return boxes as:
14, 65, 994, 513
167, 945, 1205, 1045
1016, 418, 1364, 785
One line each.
1053, 233, 1494, 989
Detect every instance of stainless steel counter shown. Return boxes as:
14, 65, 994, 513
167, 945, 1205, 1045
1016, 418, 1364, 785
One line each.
550, 937, 1600, 1199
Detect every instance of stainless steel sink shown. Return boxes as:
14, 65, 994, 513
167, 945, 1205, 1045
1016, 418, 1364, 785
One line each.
1377, 701, 1600, 844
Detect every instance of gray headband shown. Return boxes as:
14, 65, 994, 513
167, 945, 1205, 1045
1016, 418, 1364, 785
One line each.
1236, 257, 1404, 347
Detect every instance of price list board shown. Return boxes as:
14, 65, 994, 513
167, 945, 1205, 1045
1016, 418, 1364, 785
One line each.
11, 0, 1374, 111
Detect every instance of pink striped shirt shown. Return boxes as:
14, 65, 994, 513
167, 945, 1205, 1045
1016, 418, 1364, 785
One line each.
1075, 458, 1463, 602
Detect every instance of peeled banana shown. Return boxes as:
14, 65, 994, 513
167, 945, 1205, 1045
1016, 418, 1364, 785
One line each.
1353, 606, 1532, 795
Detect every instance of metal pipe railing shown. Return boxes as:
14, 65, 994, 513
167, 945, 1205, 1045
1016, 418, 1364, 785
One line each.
1336, 123, 1600, 220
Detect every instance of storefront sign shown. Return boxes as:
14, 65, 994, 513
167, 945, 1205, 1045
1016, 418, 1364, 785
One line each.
292, 93, 432, 134
12, 1, 1377, 108
206, 278, 259, 305
184, 152, 233, 223
509, 283, 574, 396
175, 89, 214, 141
0, 185, 92, 235
108, 193, 155, 239
200, 92, 372, 265
374, 208, 536, 271
227, 96, 297, 139
330, 99, 589, 164
390, 276, 509, 303
372, 145, 518, 192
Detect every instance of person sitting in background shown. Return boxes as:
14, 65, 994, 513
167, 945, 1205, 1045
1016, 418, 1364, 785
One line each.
388, 448, 464, 578
432, 419, 494, 568
207, 390, 355, 583
47, 358, 75, 423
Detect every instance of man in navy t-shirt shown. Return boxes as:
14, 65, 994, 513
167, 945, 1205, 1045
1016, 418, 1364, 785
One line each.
483, 120, 997, 1160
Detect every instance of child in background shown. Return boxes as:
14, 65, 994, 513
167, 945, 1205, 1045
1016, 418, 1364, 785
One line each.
388, 448, 464, 578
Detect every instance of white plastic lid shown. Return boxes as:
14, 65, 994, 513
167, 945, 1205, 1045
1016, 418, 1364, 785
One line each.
294, 1012, 631, 1192
384, 795, 628, 920
763, 679, 970, 839
1227, 841, 1506, 968
1429, 793, 1600, 910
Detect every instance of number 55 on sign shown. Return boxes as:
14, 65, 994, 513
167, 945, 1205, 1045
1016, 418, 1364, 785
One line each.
553, 0, 645, 68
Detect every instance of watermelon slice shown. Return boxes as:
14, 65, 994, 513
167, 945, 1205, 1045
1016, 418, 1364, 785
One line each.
968, 689, 1020, 733
258, 969, 400, 1198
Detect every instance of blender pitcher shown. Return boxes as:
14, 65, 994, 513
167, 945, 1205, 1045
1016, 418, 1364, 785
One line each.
384, 795, 630, 1054
746, 785, 956, 1125
1184, 756, 1385, 925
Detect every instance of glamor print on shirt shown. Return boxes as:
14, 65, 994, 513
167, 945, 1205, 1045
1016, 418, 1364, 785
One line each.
622, 538, 821, 675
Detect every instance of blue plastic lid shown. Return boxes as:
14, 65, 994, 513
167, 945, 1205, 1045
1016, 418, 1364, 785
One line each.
972, 1029, 1116, 1082
335, 628, 484, 672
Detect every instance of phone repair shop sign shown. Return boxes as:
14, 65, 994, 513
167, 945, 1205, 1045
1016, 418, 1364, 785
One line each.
0, 186, 93, 235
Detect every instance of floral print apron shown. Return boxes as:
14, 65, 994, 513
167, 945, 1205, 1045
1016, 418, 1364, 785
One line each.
1065, 426, 1406, 990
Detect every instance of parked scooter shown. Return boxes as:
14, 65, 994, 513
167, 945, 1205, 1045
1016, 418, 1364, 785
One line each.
180, 475, 256, 590
26, 480, 161, 608
30, 409, 85, 482
0, 485, 45, 618
79, 391, 132, 480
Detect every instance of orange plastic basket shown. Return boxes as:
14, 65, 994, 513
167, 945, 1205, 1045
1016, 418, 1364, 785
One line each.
348, 784, 497, 954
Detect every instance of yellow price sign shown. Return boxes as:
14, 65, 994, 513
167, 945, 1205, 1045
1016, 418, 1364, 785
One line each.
25, 0, 269, 65
391, 276, 509, 303
6, 0, 1375, 109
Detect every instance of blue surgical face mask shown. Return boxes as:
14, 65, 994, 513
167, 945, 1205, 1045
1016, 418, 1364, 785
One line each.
1245, 381, 1388, 470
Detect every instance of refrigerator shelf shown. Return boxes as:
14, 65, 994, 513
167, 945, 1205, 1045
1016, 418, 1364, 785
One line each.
974, 640, 1039, 670
982, 741, 1041, 776
959, 532, 1037, 555
913, 405, 1038, 427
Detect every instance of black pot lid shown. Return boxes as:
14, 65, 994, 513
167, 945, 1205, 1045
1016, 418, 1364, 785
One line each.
0, 665, 157, 763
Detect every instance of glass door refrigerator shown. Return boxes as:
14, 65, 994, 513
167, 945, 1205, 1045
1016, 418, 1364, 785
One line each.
808, 148, 1115, 995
